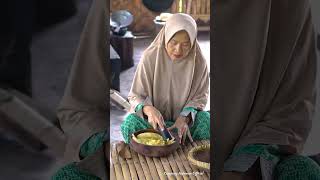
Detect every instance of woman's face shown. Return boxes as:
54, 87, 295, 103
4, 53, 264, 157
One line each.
166, 30, 191, 61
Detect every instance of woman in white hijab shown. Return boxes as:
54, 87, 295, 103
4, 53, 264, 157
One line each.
121, 13, 210, 145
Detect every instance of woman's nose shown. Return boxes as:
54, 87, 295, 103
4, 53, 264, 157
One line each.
175, 44, 182, 53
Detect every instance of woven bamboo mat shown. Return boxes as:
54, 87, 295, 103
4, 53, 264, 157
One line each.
110, 140, 210, 180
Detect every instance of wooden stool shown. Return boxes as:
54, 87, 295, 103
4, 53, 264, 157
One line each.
110, 31, 135, 71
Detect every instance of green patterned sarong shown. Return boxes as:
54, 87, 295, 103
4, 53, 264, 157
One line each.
225, 144, 320, 180
52, 132, 105, 180
51, 163, 100, 180
120, 111, 210, 143
276, 155, 320, 180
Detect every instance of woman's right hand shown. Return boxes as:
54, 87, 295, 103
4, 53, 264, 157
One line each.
143, 105, 165, 130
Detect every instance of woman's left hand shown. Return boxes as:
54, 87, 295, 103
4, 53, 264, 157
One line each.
168, 116, 193, 144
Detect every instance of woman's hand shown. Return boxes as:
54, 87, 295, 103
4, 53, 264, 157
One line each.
168, 116, 193, 144
143, 105, 165, 130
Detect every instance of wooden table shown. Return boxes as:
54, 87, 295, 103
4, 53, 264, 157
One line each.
110, 140, 210, 180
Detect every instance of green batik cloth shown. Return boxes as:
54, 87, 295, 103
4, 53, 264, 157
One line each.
231, 144, 281, 162
120, 110, 210, 144
224, 144, 320, 180
135, 103, 144, 112
52, 132, 105, 180
80, 132, 105, 158
52, 163, 100, 180
275, 155, 320, 180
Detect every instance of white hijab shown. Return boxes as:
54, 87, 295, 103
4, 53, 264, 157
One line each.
128, 13, 209, 121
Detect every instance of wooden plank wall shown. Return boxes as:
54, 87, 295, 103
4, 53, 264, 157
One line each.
172, 0, 210, 22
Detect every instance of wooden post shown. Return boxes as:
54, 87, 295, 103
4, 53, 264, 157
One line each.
186, 0, 192, 14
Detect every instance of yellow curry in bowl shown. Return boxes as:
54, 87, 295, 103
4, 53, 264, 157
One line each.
132, 132, 175, 146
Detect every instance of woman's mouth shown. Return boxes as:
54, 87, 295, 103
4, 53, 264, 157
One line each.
173, 54, 182, 58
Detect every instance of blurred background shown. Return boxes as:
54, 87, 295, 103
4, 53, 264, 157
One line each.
0, 0, 91, 179
304, 0, 320, 155
0, 0, 318, 179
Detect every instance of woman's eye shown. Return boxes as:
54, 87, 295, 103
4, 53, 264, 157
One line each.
183, 43, 190, 47
170, 41, 177, 46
